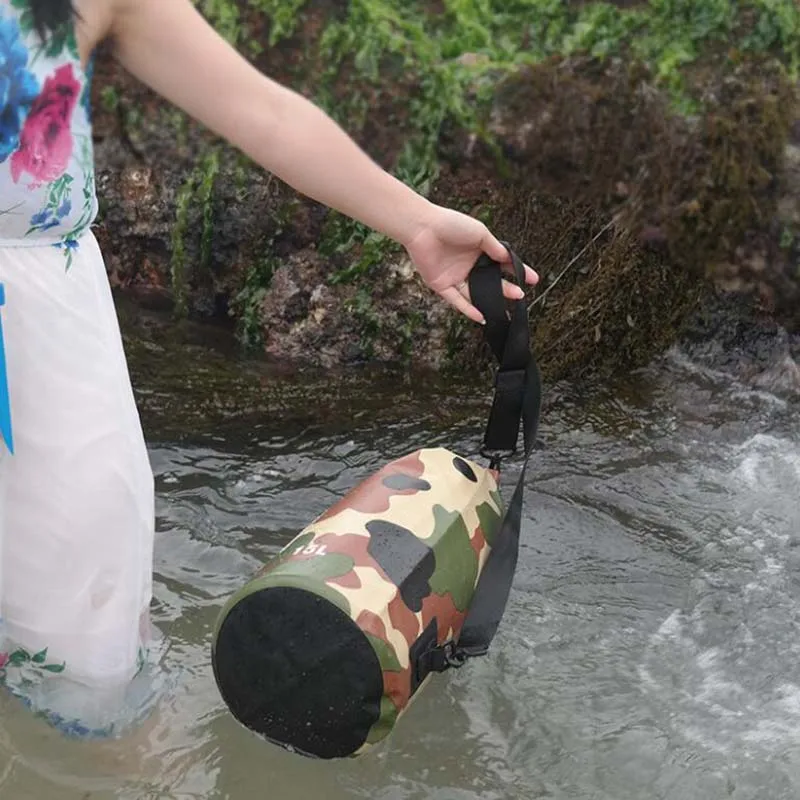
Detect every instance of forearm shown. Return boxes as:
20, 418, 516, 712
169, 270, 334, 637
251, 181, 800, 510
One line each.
110, 0, 432, 247
237, 83, 433, 246
106, 0, 530, 325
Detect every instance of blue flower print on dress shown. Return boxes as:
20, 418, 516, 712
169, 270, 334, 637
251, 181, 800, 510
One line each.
26, 173, 74, 235
0, 12, 40, 163
80, 53, 94, 120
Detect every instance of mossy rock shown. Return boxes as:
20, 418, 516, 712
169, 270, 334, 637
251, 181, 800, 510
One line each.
435, 53, 797, 380
92, 1, 800, 385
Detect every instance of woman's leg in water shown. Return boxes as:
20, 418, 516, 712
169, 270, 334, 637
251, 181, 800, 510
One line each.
0, 233, 156, 734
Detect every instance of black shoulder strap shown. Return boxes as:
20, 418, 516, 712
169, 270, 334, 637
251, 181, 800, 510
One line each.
416, 243, 541, 677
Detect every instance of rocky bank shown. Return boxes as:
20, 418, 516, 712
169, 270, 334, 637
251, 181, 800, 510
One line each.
90, 1, 800, 403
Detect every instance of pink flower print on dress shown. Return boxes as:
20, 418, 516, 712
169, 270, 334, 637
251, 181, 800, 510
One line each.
10, 64, 80, 188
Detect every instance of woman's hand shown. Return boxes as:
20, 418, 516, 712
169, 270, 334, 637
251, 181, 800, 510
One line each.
403, 205, 539, 324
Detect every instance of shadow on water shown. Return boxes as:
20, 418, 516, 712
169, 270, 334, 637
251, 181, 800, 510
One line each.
0, 304, 799, 799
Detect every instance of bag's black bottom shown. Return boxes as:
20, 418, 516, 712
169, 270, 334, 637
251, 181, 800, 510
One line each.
212, 586, 384, 759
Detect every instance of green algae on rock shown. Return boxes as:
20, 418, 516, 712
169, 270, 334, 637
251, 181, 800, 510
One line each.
92, 0, 800, 385
441, 54, 796, 379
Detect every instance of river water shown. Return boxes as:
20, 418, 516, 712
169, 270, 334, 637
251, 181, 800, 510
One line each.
0, 342, 798, 800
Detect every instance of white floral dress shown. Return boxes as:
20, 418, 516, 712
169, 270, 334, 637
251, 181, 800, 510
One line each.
0, 0, 157, 736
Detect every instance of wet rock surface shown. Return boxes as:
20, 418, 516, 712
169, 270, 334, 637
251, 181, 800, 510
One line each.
678, 292, 800, 399
91, 2, 799, 393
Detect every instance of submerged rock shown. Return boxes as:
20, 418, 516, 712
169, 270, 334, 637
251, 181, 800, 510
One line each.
115, 295, 493, 441
750, 354, 800, 397
679, 291, 800, 399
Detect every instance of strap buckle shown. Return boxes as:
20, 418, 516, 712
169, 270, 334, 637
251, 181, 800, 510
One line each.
430, 641, 466, 672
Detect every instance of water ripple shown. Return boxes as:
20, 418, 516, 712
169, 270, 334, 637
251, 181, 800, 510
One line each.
1, 360, 798, 798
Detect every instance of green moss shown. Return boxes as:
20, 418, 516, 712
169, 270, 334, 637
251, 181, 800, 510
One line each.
230, 198, 299, 348
168, 149, 222, 318
122, 104, 142, 131
233, 248, 280, 348
318, 213, 401, 285
171, 175, 195, 319
197, 0, 242, 44
164, 108, 190, 149
443, 312, 472, 373
100, 85, 119, 112
251, 0, 308, 46
397, 309, 424, 363
198, 0, 308, 49
780, 225, 796, 250
197, 150, 220, 272
344, 287, 381, 359
198, 0, 798, 276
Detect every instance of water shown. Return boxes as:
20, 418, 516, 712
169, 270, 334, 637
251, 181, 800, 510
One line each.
0, 345, 797, 800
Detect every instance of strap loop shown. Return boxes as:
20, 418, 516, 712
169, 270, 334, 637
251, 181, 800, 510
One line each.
418, 639, 493, 677
495, 367, 528, 394
414, 243, 541, 684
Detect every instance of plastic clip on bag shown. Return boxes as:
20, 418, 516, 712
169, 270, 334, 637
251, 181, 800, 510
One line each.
212, 244, 542, 759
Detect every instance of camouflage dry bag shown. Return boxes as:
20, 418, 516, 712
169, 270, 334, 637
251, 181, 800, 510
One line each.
212, 246, 541, 759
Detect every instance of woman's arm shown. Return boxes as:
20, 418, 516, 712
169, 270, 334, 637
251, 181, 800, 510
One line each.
109, 0, 433, 245
106, 0, 537, 320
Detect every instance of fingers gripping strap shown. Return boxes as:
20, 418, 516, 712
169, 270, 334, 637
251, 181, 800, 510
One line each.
469, 246, 538, 458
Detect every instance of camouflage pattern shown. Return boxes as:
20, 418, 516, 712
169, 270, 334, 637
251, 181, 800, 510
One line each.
215, 446, 504, 755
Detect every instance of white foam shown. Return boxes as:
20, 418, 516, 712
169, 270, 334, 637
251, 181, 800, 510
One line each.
732, 433, 800, 490
638, 424, 800, 759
